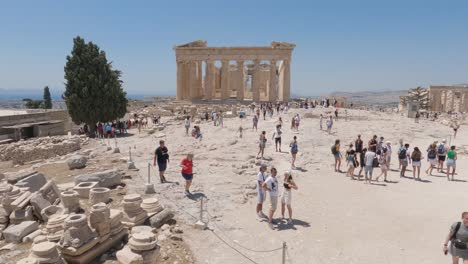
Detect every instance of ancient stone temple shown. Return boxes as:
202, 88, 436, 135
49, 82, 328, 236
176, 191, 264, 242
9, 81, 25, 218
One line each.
428, 85, 468, 112
174, 40, 295, 102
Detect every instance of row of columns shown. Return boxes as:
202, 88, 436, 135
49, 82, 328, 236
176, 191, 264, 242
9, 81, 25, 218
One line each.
176, 59, 290, 102
430, 89, 468, 112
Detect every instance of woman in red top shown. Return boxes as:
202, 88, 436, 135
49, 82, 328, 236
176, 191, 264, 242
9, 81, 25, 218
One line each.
180, 153, 194, 196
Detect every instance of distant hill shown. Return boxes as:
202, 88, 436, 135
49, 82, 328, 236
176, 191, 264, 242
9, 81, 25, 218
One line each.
328, 90, 407, 106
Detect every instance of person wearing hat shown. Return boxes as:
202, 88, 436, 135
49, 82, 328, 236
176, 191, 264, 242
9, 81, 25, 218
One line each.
437, 139, 448, 173
256, 164, 268, 219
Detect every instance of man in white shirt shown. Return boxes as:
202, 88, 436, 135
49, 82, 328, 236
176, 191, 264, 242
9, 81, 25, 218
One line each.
263, 167, 279, 230
256, 164, 268, 219
364, 149, 376, 184
272, 125, 282, 152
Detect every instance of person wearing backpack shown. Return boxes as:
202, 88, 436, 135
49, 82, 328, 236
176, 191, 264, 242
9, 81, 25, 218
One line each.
442, 212, 468, 262
399, 143, 411, 177
289, 136, 299, 169
426, 143, 437, 176
411, 147, 423, 181
438, 139, 448, 173
446, 145, 458, 181
331, 139, 342, 172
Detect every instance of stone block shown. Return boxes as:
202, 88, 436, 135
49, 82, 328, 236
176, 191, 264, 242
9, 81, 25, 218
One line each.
30, 193, 52, 220
72, 181, 99, 198
6, 170, 37, 184
61, 228, 128, 264
38, 180, 60, 204
116, 245, 143, 264
148, 208, 174, 229
15, 173, 47, 192
67, 155, 88, 170
9, 206, 34, 224
74, 170, 122, 188
3, 220, 39, 243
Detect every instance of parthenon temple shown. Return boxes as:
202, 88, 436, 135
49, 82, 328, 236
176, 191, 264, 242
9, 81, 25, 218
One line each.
428, 85, 468, 112
174, 40, 295, 102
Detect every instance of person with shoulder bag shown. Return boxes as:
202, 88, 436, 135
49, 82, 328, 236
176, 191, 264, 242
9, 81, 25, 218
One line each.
443, 212, 468, 263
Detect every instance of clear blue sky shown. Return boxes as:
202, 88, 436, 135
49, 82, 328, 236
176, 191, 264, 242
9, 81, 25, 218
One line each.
1, 0, 467, 97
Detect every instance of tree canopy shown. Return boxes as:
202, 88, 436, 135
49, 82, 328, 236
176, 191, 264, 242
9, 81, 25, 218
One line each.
63, 36, 127, 129
22, 98, 44, 109
408, 86, 429, 110
43, 86, 52, 109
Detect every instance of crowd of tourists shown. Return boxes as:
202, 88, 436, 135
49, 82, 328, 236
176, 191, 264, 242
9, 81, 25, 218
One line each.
332, 135, 459, 183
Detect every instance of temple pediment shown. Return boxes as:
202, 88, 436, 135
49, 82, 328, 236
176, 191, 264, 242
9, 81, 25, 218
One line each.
176, 40, 207, 48
271, 42, 296, 49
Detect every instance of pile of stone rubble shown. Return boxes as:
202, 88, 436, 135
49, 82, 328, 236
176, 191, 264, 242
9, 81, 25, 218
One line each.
0, 169, 176, 264
0, 135, 88, 165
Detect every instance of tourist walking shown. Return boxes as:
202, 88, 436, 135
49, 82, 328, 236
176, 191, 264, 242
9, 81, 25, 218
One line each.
263, 167, 279, 230
438, 139, 448, 173
426, 143, 437, 176
319, 114, 323, 130
398, 139, 404, 170
326, 115, 333, 134
253, 114, 258, 131
442, 212, 468, 263
368, 135, 378, 153
385, 141, 392, 170
290, 136, 298, 169
180, 153, 194, 196
281, 171, 298, 225
447, 146, 457, 181
376, 147, 389, 182
257, 131, 267, 159
347, 149, 357, 179
256, 164, 268, 219
238, 126, 244, 139
294, 114, 300, 131
184, 116, 191, 136
272, 125, 282, 152
411, 147, 423, 181
331, 139, 342, 172
357, 147, 367, 180
364, 147, 376, 184
154, 140, 169, 183
399, 143, 411, 177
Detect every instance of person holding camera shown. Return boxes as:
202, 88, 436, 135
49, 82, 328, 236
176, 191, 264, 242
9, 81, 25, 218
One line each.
443, 212, 468, 263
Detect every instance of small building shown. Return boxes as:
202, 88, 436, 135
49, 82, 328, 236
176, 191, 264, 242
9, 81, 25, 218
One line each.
428, 85, 468, 112
0, 110, 72, 143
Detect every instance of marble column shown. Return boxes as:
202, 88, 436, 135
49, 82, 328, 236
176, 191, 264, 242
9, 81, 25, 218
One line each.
204, 60, 214, 100
221, 60, 229, 100
183, 62, 190, 100
464, 91, 468, 112
282, 59, 291, 102
269, 60, 277, 102
451, 90, 455, 111
252, 60, 260, 102
237, 60, 245, 100
176, 60, 183, 100
189, 61, 197, 99
443, 90, 448, 112
197, 61, 203, 98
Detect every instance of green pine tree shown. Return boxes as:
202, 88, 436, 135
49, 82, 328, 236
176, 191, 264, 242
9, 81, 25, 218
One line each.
43, 86, 52, 109
63, 36, 127, 132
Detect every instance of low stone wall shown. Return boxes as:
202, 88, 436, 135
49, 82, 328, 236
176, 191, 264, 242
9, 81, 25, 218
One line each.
0, 135, 82, 164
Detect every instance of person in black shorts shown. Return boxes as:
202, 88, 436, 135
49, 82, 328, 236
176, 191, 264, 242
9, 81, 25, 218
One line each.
357, 147, 367, 180
154, 140, 169, 183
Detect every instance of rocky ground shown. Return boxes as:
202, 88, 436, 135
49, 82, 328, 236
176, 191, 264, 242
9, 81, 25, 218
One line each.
0, 105, 467, 264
